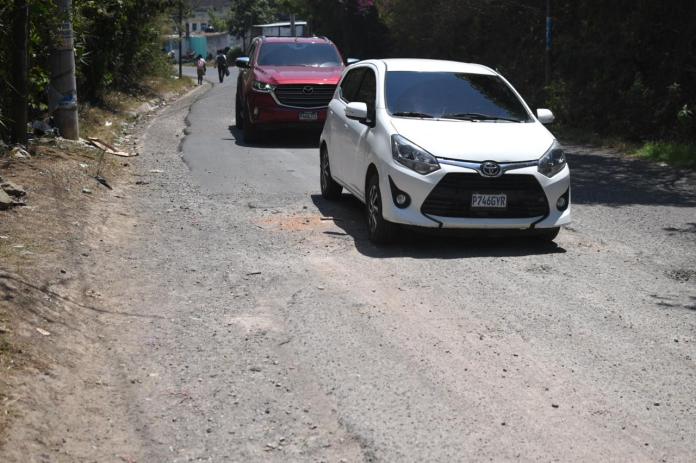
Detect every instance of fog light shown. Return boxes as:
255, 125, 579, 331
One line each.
388, 176, 411, 209
556, 188, 570, 211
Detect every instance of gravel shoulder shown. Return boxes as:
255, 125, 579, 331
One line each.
1, 75, 695, 462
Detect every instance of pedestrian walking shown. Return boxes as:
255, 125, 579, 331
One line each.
215, 50, 229, 83
196, 55, 206, 85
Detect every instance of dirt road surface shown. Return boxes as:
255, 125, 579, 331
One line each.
2, 69, 695, 462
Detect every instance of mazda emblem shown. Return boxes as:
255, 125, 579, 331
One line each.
302, 86, 314, 94
480, 161, 502, 177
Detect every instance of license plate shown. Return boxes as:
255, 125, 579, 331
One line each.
471, 193, 507, 208
299, 111, 318, 121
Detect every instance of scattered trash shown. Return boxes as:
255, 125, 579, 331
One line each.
8, 146, 31, 159
0, 235, 9, 239
105, 121, 113, 127
149, 169, 164, 174
87, 137, 134, 157
79, 163, 89, 169
36, 327, 51, 336
32, 119, 58, 137
320, 216, 342, 221
95, 175, 113, 190
246, 271, 262, 276
0, 325, 9, 334
135, 180, 150, 185
82, 187, 93, 194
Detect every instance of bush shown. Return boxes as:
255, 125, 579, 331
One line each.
636, 142, 696, 168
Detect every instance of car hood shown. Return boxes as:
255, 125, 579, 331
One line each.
389, 118, 555, 162
255, 66, 343, 86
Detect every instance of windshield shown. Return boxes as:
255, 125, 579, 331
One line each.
385, 71, 532, 122
257, 43, 343, 67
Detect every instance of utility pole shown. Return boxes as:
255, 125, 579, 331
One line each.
10, 0, 28, 145
545, 0, 552, 85
49, 0, 79, 140
290, 14, 296, 37
179, 0, 183, 78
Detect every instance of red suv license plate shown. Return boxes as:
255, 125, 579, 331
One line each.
299, 111, 318, 121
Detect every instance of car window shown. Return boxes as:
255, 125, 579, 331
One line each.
385, 71, 532, 122
257, 43, 342, 67
353, 69, 376, 108
248, 42, 258, 65
340, 68, 366, 103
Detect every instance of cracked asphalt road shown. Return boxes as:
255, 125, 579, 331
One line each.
13, 67, 696, 462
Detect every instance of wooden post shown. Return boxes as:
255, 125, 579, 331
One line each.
545, 0, 552, 85
10, 0, 28, 145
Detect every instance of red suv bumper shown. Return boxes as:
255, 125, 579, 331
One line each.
246, 93, 328, 128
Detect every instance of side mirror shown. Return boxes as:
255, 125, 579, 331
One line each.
236, 57, 250, 68
537, 108, 555, 124
346, 58, 360, 65
345, 102, 369, 122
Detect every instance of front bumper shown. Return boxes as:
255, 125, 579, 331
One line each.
246, 93, 327, 127
379, 160, 571, 229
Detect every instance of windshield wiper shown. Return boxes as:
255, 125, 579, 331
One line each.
392, 111, 435, 118
441, 112, 523, 122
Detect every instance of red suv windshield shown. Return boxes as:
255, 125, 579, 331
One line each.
257, 43, 343, 67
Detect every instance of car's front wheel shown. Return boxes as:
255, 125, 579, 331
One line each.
366, 174, 396, 244
320, 147, 342, 200
242, 111, 258, 143
533, 226, 561, 242
235, 92, 243, 129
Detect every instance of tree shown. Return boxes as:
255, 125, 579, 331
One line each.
226, 0, 277, 51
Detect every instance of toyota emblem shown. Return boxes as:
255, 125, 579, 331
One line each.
480, 161, 502, 177
302, 86, 314, 94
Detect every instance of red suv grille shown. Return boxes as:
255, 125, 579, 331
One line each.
274, 84, 336, 108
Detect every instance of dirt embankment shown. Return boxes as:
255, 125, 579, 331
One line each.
0, 81, 193, 454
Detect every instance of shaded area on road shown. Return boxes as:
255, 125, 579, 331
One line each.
310, 194, 566, 259
227, 126, 320, 149
568, 150, 696, 207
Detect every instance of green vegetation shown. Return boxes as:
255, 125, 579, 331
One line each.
286, 0, 695, 150
635, 142, 696, 168
0, 0, 182, 141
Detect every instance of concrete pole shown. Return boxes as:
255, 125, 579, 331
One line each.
50, 0, 79, 140
10, 0, 28, 145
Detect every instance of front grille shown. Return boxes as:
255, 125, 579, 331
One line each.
421, 173, 549, 218
274, 84, 336, 108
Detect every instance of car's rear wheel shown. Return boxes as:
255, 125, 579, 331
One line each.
320, 147, 342, 200
366, 174, 396, 244
533, 226, 560, 242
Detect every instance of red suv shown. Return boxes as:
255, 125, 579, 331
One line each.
235, 36, 349, 142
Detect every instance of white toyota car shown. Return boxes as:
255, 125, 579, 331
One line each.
319, 59, 570, 244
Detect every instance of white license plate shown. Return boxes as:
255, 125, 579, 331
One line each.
299, 111, 318, 121
471, 193, 507, 208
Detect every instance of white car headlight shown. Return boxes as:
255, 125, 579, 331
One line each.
391, 134, 440, 175
538, 140, 567, 177
252, 80, 275, 93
